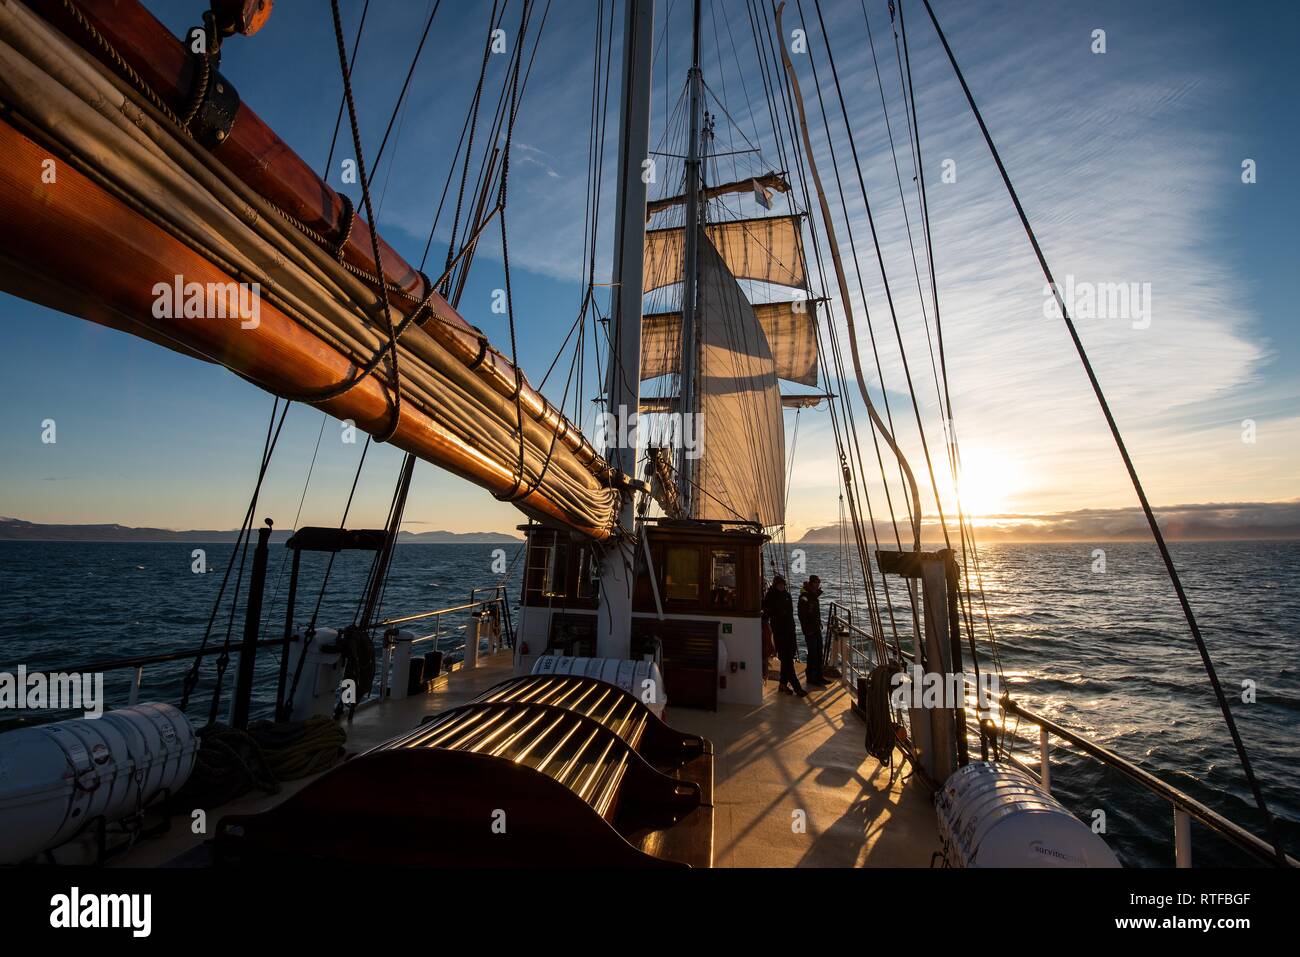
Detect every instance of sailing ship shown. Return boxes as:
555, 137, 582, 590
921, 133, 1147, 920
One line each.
0, 0, 1291, 870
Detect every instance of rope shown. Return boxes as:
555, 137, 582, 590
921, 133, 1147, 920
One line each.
323, 0, 372, 179
179, 398, 289, 712
863, 662, 901, 765
282, 436, 372, 714
249, 716, 347, 780
328, 0, 401, 443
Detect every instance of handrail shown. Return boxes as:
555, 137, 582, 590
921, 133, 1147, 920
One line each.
374, 600, 493, 628
8, 637, 289, 677
824, 605, 1295, 868
1002, 697, 1296, 868
4, 585, 516, 718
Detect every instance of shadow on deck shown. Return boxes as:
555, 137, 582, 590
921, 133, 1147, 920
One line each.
669, 678, 939, 867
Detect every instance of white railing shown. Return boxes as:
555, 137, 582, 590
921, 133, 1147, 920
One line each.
824, 603, 1294, 869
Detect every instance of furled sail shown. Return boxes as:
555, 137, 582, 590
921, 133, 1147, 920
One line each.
640, 299, 819, 385
645, 172, 790, 219
644, 215, 806, 293
691, 231, 786, 527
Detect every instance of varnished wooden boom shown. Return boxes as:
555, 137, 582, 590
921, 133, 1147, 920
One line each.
0, 119, 611, 538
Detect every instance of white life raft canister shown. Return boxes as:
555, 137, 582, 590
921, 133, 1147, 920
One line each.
0, 702, 197, 864
935, 761, 1120, 867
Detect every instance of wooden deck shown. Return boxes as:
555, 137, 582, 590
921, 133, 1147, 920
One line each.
670, 679, 939, 867
117, 652, 938, 867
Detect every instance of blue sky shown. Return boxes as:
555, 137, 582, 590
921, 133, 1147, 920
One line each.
0, 0, 1295, 538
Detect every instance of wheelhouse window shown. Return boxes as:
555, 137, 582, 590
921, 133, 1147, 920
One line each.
710, 550, 737, 609
665, 546, 701, 601
544, 540, 569, 598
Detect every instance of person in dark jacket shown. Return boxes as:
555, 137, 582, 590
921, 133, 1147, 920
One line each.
798, 576, 828, 686
762, 575, 805, 696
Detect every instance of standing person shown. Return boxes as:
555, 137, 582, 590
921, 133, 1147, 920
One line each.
798, 576, 828, 687
762, 575, 805, 697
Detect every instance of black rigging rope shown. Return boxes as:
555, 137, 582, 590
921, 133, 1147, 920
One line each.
323, 0, 372, 181
367, 0, 445, 188
281, 435, 372, 714
329, 0, 402, 443
180, 398, 290, 714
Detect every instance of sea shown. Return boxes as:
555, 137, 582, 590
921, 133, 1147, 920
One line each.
0, 538, 1295, 868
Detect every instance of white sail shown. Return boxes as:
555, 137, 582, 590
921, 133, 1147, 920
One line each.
691, 231, 787, 528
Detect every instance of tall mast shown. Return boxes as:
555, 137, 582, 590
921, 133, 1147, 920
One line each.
596, 0, 655, 660
677, 0, 704, 515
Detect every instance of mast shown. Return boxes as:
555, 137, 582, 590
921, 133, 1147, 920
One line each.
677, 0, 704, 515
596, 0, 655, 659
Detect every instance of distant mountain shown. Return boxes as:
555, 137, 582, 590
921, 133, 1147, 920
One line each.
796, 500, 1300, 544
0, 518, 520, 544
396, 530, 523, 544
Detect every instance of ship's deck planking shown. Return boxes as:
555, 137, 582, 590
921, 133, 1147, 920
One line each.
118, 652, 938, 868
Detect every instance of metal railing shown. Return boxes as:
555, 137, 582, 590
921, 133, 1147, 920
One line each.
5, 638, 290, 714
3, 584, 517, 723
372, 585, 514, 702
824, 603, 1296, 869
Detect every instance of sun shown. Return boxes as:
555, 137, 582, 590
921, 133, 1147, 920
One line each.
947, 445, 1022, 518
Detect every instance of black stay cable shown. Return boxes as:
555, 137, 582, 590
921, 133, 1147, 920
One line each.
496, 0, 530, 503
323, 0, 372, 181
180, 398, 290, 714
443, 0, 502, 289
892, 1, 988, 691
367, 0, 445, 187
282, 435, 373, 714
915, 0, 1283, 859
329, 0, 402, 443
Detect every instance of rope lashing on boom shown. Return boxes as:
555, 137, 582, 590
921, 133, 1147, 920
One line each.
178, 16, 214, 130
915, 0, 1284, 860
332, 194, 357, 264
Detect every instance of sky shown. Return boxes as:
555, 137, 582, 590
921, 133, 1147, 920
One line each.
0, 0, 1295, 541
